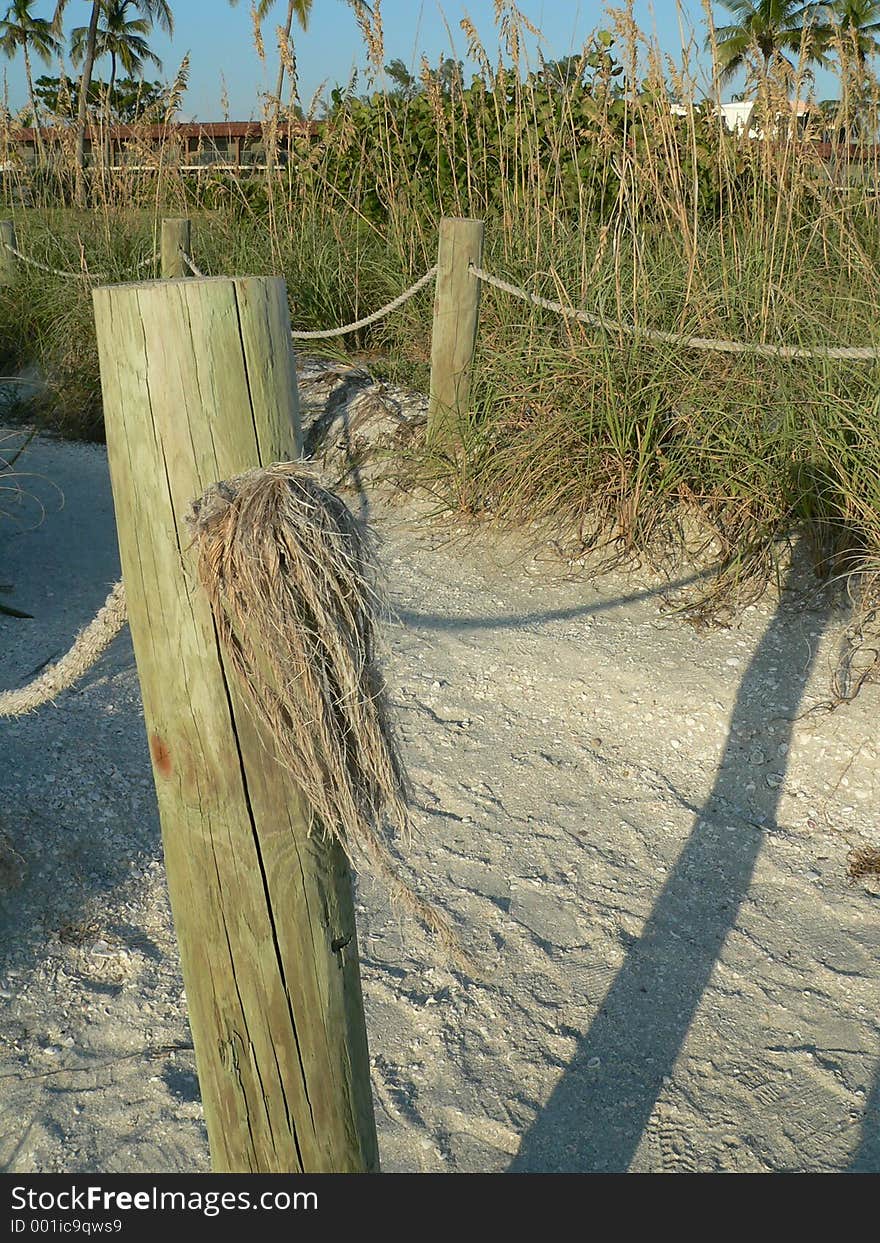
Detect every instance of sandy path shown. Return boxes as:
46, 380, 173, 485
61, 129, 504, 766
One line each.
0, 399, 878, 1173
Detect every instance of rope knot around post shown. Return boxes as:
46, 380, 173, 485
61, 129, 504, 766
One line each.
88, 272, 472, 1172
186, 462, 470, 968
92, 272, 381, 1173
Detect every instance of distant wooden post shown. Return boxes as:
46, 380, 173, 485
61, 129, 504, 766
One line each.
1, 221, 17, 286
161, 217, 191, 279
427, 217, 485, 446
92, 276, 379, 1174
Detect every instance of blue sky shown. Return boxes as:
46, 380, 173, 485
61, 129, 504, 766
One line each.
1, 2, 844, 120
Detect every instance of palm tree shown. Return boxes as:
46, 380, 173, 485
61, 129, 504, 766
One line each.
823, 1, 880, 139
229, 0, 312, 115
71, 0, 162, 101
710, 1, 829, 85
70, 1, 162, 172
54, 0, 172, 202
0, 0, 62, 163
826, 0, 880, 64
229, 2, 370, 114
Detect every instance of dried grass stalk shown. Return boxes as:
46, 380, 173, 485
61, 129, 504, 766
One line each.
186, 462, 469, 968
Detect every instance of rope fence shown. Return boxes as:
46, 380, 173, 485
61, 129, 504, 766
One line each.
470, 263, 880, 362
0, 254, 437, 713
3, 210, 880, 718
1, 238, 104, 282
179, 248, 206, 279
290, 266, 438, 340
0, 246, 440, 719
6, 214, 879, 362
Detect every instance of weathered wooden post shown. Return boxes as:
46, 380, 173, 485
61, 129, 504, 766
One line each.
427, 217, 484, 446
161, 217, 191, 279
92, 275, 379, 1174
0, 220, 17, 285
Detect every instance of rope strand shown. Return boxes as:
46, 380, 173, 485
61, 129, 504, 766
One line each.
0, 581, 127, 717
1, 239, 104, 282
291, 266, 437, 340
179, 249, 206, 278
471, 264, 880, 362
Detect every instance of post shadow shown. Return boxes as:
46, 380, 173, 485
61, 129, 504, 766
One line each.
510, 549, 831, 1172
301, 367, 373, 524
848, 1062, 880, 1172
392, 564, 717, 635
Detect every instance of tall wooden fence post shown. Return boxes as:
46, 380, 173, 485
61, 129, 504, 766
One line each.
161, 216, 191, 279
1, 220, 17, 285
427, 216, 484, 446
92, 276, 380, 1174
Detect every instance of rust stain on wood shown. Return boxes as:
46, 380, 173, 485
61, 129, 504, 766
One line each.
150, 733, 173, 778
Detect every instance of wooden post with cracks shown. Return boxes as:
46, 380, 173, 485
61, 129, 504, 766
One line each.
1, 220, 17, 285
427, 217, 485, 446
161, 217, 191, 279
92, 275, 380, 1173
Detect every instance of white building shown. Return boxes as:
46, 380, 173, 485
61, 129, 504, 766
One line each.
719, 99, 811, 138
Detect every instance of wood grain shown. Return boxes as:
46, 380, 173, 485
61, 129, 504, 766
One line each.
427, 217, 485, 446
93, 275, 379, 1172
1, 220, 17, 286
160, 218, 191, 280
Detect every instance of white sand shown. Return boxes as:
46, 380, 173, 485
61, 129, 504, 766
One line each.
0, 368, 878, 1172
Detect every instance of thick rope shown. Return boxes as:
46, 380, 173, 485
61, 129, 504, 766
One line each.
1, 239, 104, 282
179, 248, 206, 278
0, 550, 472, 965
291, 266, 438, 340
0, 580, 127, 717
471, 263, 880, 362
187, 463, 472, 969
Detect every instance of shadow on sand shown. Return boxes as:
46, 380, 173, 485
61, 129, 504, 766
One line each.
510, 551, 836, 1172
848, 1062, 880, 1172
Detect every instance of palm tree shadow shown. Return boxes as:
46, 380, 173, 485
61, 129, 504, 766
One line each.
510, 548, 833, 1172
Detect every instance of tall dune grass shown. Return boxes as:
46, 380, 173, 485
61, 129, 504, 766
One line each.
1, 0, 880, 629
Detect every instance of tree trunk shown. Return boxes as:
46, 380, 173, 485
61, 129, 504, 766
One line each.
265, 0, 296, 175
74, 0, 102, 207
106, 50, 117, 170
23, 44, 45, 167
273, 0, 296, 118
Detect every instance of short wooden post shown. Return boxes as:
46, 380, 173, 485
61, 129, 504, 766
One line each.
1, 220, 17, 285
427, 216, 485, 446
92, 276, 379, 1174
161, 216, 191, 279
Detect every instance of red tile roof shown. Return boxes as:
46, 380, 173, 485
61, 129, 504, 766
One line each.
8, 119, 318, 143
